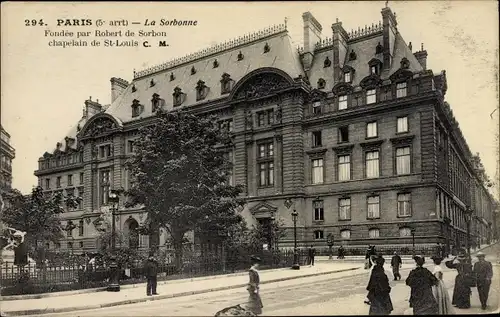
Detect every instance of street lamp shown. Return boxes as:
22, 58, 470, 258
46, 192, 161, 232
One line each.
291, 209, 300, 270
107, 189, 120, 292
466, 207, 472, 259
410, 227, 416, 255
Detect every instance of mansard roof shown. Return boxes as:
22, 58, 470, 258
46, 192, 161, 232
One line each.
105, 25, 304, 123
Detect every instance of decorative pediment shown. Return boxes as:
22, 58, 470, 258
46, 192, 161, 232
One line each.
309, 88, 327, 102
368, 58, 383, 67
389, 68, 414, 83
82, 116, 119, 138
359, 74, 382, 89
360, 139, 384, 149
249, 201, 278, 219
332, 144, 354, 155
390, 135, 415, 145
332, 82, 353, 96
317, 78, 326, 89
342, 65, 355, 74
235, 73, 291, 100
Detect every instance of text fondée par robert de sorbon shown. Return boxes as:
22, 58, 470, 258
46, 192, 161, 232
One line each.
45, 29, 168, 38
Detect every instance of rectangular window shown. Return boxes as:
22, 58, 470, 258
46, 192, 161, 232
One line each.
399, 227, 412, 237
68, 174, 73, 186
257, 109, 274, 127
365, 151, 380, 178
339, 126, 349, 143
312, 101, 322, 115
258, 162, 274, 187
99, 145, 112, 158
311, 159, 324, 184
313, 200, 324, 221
67, 222, 73, 238
312, 131, 322, 147
344, 72, 351, 83
339, 198, 351, 220
397, 116, 408, 133
338, 95, 348, 110
77, 187, 84, 209
56, 177, 61, 188
340, 230, 351, 239
366, 122, 378, 138
396, 82, 407, 98
370, 66, 377, 75
258, 142, 274, 158
369, 229, 380, 238
367, 196, 380, 219
366, 89, 376, 104
397, 193, 412, 217
396, 147, 411, 175
314, 230, 324, 239
100, 170, 111, 205
338, 155, 351, 181
45, 178, 50, 189
224, 151, 234, 186
79, 220, 84, 236
127, 140, 135, 153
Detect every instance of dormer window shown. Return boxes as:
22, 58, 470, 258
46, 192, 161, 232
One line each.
151, 93, 165, 112
191, 66, 196, 75
131, 99, 143, 117
196, 80, 209, 101
317, 78, 326, 89
368, 58, 383, 76
344, 72, 351, 83
237, 51, 244, 61
324, 56, 331, 68
375, 42, 383, 54
396, 82, 407, 98
263, 42, 270, 53
220, 73, 233, 94
132, 84, 137, 92
349, 50, 357, 61
366, 89, 377, 104
213, 59, 219, 68
312, 101, 322, 115
150, 79, 155, 87
170, 72, 175, 81
172, 87, 185, 107
400, 57, 410, 69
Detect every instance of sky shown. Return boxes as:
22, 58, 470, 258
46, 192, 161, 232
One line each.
1, 1, 499, 197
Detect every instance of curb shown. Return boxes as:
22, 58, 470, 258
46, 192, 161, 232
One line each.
1, 267, 361, 316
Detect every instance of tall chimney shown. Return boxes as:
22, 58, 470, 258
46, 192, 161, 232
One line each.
84, 98, 103, 119
302, 12, 323, 74
110, 77, 129, 103
381, 6, 398, 70
414, 43, 428, 70
332, 20, 349, 83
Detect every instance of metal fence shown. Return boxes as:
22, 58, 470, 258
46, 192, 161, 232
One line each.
0, 248, 307, 295
314, 245, 442, 257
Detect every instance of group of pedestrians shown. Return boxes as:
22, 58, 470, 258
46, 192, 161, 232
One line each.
365, 249, 494, 315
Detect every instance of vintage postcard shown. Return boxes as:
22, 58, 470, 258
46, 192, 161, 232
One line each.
1, 1, 499, 316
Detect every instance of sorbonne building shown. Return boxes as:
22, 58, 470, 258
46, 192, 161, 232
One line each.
34, 6, 495, 254
1, 126, 15, 194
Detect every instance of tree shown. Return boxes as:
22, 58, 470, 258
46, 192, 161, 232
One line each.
249, 218, 287, 250
1, 187, 81, 263
126, 109, 245, 269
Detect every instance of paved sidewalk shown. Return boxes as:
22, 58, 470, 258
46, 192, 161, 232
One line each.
1, 262, 361, 316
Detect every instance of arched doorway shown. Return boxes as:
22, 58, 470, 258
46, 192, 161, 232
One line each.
124, 217, 139, 249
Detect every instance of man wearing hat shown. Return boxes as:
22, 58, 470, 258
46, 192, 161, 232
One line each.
445, 251, 474, 309
473, 251, 493, 310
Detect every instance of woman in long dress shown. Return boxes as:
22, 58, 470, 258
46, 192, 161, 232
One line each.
245, 256, 263, 315
406, 255, 439, 315
431, 256, 454, 314
364, 254, 376, 305
366, 255, 394, 315
445, 252, 473, 309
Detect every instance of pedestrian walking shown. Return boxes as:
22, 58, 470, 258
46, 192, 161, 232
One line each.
364, 254, 376, 305
338, 246, 345, 259
445, 251, 474, 309
366, 255, 393, 315
473, 251, 493, 310
391, 251, 402, 281
430, 256, 454, 314
308, 245, 316, 266
245, 255, 263, 315
144, 255, 159, 296
365, 245, 375, 269
405, 255, 439, 315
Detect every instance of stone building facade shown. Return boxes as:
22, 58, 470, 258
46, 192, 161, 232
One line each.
34, 6, 495, 254
1, 126, 15, 193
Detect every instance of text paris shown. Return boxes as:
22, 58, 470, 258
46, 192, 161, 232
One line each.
104, 39, 139, 47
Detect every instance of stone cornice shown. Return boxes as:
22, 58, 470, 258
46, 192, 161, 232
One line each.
305, 148, 328, 156
35, 163, 85, 176
332, 144, 355, 154
390, 134, 415, 145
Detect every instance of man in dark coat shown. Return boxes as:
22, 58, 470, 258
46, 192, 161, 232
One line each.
366, 255, 393, 315
391, 251, 402, 281
308, 245, 316, 266
473, 251, 493, 310
405, 255, 439, 315
445, 251, 474, 308
144, 255, 159, 296
338, 246, 345, 259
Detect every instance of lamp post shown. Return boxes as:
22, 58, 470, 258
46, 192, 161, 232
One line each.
410, 227, 416, 255
291, 209, 300, 270
327, 233, 334, 260
466, 207, 472, 259
107, 189, 120, 292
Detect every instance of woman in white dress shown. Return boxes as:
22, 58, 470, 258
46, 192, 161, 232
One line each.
431, 256, 454, 315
